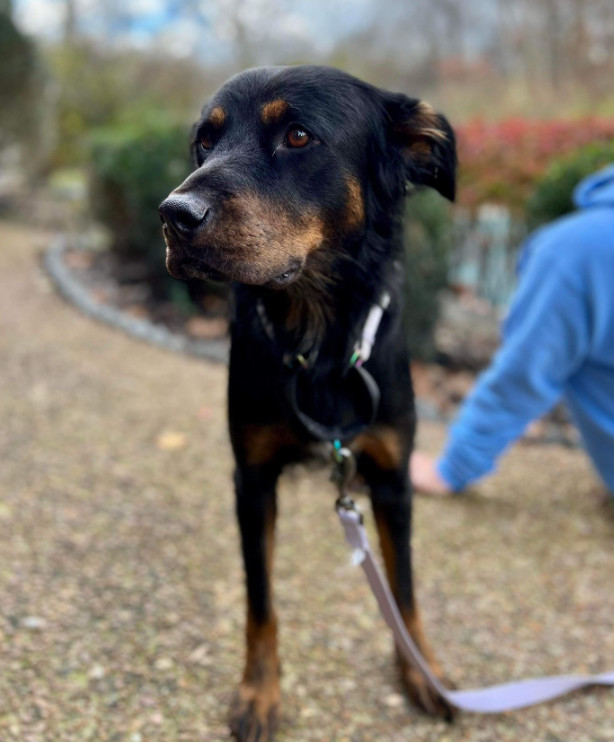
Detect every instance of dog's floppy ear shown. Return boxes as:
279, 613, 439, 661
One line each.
382, 93, 457, 202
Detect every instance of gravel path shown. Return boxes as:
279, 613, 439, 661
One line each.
1, 219, 613, 742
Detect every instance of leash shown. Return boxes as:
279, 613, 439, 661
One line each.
330, 445, 614, 713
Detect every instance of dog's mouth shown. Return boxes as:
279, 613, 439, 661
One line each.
163, 225, 303, 289
262, 261, 304, 289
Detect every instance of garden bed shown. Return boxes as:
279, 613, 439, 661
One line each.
62, 247, 230, 341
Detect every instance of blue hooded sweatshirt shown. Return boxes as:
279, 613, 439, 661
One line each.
437, 164, 614, 493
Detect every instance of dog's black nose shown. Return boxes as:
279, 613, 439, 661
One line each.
159, 194, 209, 236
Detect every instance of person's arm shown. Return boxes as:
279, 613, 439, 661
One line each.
432, 237, 590, 493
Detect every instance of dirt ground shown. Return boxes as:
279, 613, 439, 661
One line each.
1, 219, 613, 742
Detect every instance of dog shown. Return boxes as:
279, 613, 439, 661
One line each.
159, 65, 457, 741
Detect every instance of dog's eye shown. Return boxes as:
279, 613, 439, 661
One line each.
285, 127, 312, 149
200, 133, 213, 151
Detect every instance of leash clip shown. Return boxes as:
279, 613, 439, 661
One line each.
329, 442, 362, 523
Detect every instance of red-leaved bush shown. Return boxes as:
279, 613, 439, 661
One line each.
456, 117, 614, 211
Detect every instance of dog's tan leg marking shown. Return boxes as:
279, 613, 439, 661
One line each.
242, 424, 299, 467
353, 426, 403, 470
230, 496, 281, 741
373, 488, 455, 721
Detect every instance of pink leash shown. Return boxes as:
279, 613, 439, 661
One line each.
336, 504, 614, 713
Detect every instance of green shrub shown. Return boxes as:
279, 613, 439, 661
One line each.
526, 141, 614, 229
47, 42, 212, 168
88, 116, 192, 286
403, 189, 454, 360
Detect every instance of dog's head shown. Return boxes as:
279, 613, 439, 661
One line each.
159, 65, 456, 288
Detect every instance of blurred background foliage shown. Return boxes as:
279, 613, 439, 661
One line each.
2, 0, 614, 358
404, 191, 454, 360
88, 118, 191, 274
526, 139, 614, 228
457, 118, 614, 213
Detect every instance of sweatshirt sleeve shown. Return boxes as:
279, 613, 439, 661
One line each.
436, 233, 590, 491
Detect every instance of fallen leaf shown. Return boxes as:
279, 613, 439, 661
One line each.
382, 692, 405, 708
155, 431, 188, 451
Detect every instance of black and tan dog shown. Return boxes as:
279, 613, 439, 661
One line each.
159, 65, 457, 741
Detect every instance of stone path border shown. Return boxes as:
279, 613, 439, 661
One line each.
43, 236, 229, 364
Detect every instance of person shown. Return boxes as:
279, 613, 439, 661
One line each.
411, 164, 614, 497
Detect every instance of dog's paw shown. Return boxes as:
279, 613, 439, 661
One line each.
228, 680, 281, 742
400, 664, 456, 722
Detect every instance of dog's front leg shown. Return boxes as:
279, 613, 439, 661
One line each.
359, 451, 456, 722
229, 462, 281, 742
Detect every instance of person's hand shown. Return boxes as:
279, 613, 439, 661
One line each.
410, 451, 453, 496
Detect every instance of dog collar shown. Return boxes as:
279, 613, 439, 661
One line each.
255, 292, 390, 442
256, 291, 390, 371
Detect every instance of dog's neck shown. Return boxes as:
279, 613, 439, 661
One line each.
257, 220, 404, 366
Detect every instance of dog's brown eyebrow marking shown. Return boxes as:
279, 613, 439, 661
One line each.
260, 99, 289, 124
208, 106, 226, 127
